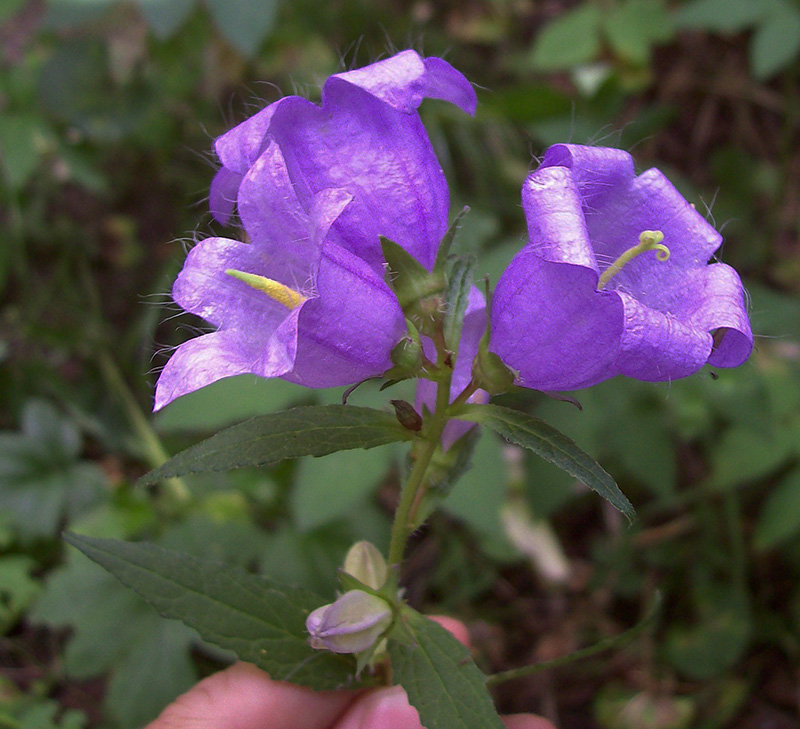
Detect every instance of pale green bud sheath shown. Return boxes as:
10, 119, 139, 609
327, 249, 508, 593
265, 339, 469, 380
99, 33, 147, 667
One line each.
597, 230, 670, 291
343, 541, 388, 591
225, 269, 307, 309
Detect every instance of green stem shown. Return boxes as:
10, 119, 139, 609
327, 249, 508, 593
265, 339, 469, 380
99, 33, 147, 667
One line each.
98, 351, 191, 509
485, 592, 662, 686
387, 362, 453, 567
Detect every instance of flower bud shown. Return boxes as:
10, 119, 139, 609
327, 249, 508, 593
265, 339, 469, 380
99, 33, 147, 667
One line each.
306, 590, 393, 654
342, 541, 388, 590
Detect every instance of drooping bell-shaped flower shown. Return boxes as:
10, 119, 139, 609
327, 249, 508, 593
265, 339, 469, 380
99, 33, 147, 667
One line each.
490, 144, 753, 391
154, 142, 407, 410
209, 50, 477, 272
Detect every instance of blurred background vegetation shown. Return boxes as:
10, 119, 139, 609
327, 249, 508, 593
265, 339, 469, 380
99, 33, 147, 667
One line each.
1, 0, 799, 727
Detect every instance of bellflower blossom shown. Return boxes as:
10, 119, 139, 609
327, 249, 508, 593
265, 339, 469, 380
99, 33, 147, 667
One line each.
490, 145, 752, 391
155, 52, 477, 410
209, 50, 477, 272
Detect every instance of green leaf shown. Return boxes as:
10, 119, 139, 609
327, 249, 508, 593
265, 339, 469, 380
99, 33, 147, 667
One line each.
291, 446, 392, 531
433, 206, 471, 274
750, 5, 800, 79
454, 404, 634, 520
443, 255, 476, 355
31, 550, 196, 728
663, 583, 751, 681
753, 467, 800, 549
603, 0, 674, 65
707, 425, 791, 491
0, 556, 41, 634
0, 400, 106, 540
389, 608, 505, 729
141, 405, 414, 484
0, 0, 26, 22
64, 534, 359, 690
138, 0, 197, 39
381, 236, 445, 311
675, 0, 764, 33
154, 375, 309, 433
530, 4, 603, 70
205, 0, 279, 57
0, 113, 52, 190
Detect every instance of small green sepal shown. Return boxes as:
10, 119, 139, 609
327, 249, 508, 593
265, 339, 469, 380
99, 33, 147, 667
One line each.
384, 320, 425, 381
432, 206, 470, 275
471, 277, 516, 395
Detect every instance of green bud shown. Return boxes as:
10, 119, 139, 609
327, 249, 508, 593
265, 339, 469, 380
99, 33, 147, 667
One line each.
472, 347, 516, 396
342, 541, 388, 590
391, 399, 423, 432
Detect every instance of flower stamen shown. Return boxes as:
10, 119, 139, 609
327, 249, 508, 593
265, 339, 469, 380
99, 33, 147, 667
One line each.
597, 230, 670, 291
225, 269, 307, 309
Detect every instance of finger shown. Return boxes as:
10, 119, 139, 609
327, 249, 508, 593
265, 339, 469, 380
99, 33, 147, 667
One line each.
428, 615, 471, 647
334, 685, 425, 729
144, 662, 356, 729
502, 714, 558, 729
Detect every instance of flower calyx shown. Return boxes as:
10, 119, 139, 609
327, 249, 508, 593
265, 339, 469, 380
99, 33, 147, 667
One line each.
472, 278, 516, 395
381, 236, 446, 335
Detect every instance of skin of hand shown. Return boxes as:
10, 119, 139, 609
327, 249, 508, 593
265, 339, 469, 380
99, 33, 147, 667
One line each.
144, 617, 556, 729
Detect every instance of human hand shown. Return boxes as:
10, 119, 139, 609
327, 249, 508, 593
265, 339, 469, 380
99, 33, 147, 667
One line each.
144, 617, 555, 729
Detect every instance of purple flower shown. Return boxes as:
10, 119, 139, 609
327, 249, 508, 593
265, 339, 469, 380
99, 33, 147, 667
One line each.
306, 590, 393, 654
155, 52, 477, 410
209, 50, 477, 272
490, 145, 753, 391
155, 144, 406, 410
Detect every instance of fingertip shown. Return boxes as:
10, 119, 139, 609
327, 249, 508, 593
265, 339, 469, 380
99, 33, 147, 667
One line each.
144, 662, 356, 729
502, 714, 558, 729
428, 615, 471, 647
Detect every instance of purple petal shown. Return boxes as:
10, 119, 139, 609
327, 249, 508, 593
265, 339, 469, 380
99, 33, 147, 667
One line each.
209, 166, 242, 226
172, 237, 292, 332
155, 330, 274, 411
330, 50, 476, 116
491, 247, 624, 390
286, 239, 405, 387
211, 51, 475, 270
614, 291, 712, 381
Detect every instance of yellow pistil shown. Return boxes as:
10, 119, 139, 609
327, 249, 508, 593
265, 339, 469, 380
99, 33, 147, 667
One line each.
597, 230, 670, 291
225, 269, 307, 310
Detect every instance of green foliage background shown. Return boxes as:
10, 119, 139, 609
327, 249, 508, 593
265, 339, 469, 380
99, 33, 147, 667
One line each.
1, 0, 799, 727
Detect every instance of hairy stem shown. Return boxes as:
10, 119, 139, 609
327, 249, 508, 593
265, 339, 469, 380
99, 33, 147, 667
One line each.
387, 359, 453, 567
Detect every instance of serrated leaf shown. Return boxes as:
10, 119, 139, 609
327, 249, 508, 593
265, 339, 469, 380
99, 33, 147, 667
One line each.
530, 4, 602, 70
443, 255, 476, 355
204, 0, 279, 57
141, 405, 414, 484
750, 6, 800, 79
64, 534, 359, 690
454, 404, 634, 520
389, 608, 505, 729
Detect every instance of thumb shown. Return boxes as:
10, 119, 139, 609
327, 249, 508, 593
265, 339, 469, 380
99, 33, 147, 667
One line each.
144, 662, 355, 729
